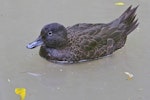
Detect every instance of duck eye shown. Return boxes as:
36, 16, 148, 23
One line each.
48, 31, 53, 36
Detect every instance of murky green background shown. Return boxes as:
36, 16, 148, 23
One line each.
0, 0, 149, 100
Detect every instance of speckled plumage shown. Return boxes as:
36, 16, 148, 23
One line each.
27, 5, 139, 63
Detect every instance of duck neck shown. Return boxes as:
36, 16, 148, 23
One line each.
57, 38, 68, 49
46, 37, 69, 49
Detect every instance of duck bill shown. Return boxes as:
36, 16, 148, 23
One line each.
26, 36, 43, 49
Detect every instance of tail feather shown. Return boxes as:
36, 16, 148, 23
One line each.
109, 5, 139, 35
126, 19, 139, 35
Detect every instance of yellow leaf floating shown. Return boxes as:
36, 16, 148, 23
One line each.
124, 72, 134, 80
15, 88, 26, 100
115, 2, 125, 6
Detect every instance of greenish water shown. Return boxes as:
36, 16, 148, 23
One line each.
0, 0, 149, 100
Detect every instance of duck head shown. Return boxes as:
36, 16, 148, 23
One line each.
27, 23, 68, 49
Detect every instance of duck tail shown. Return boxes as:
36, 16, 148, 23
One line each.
109, 5, 139, 35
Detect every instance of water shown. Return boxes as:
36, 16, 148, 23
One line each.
0, 0, 150, 100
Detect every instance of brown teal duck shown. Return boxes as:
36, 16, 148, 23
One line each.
27, 5, 139, 63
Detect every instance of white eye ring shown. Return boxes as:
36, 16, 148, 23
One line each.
48, 31, 53, 36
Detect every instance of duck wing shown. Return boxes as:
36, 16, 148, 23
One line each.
68, 22, 132, 59
77, 24, 118, 51
67, 6, 138, 57
66, 23, 94, 33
